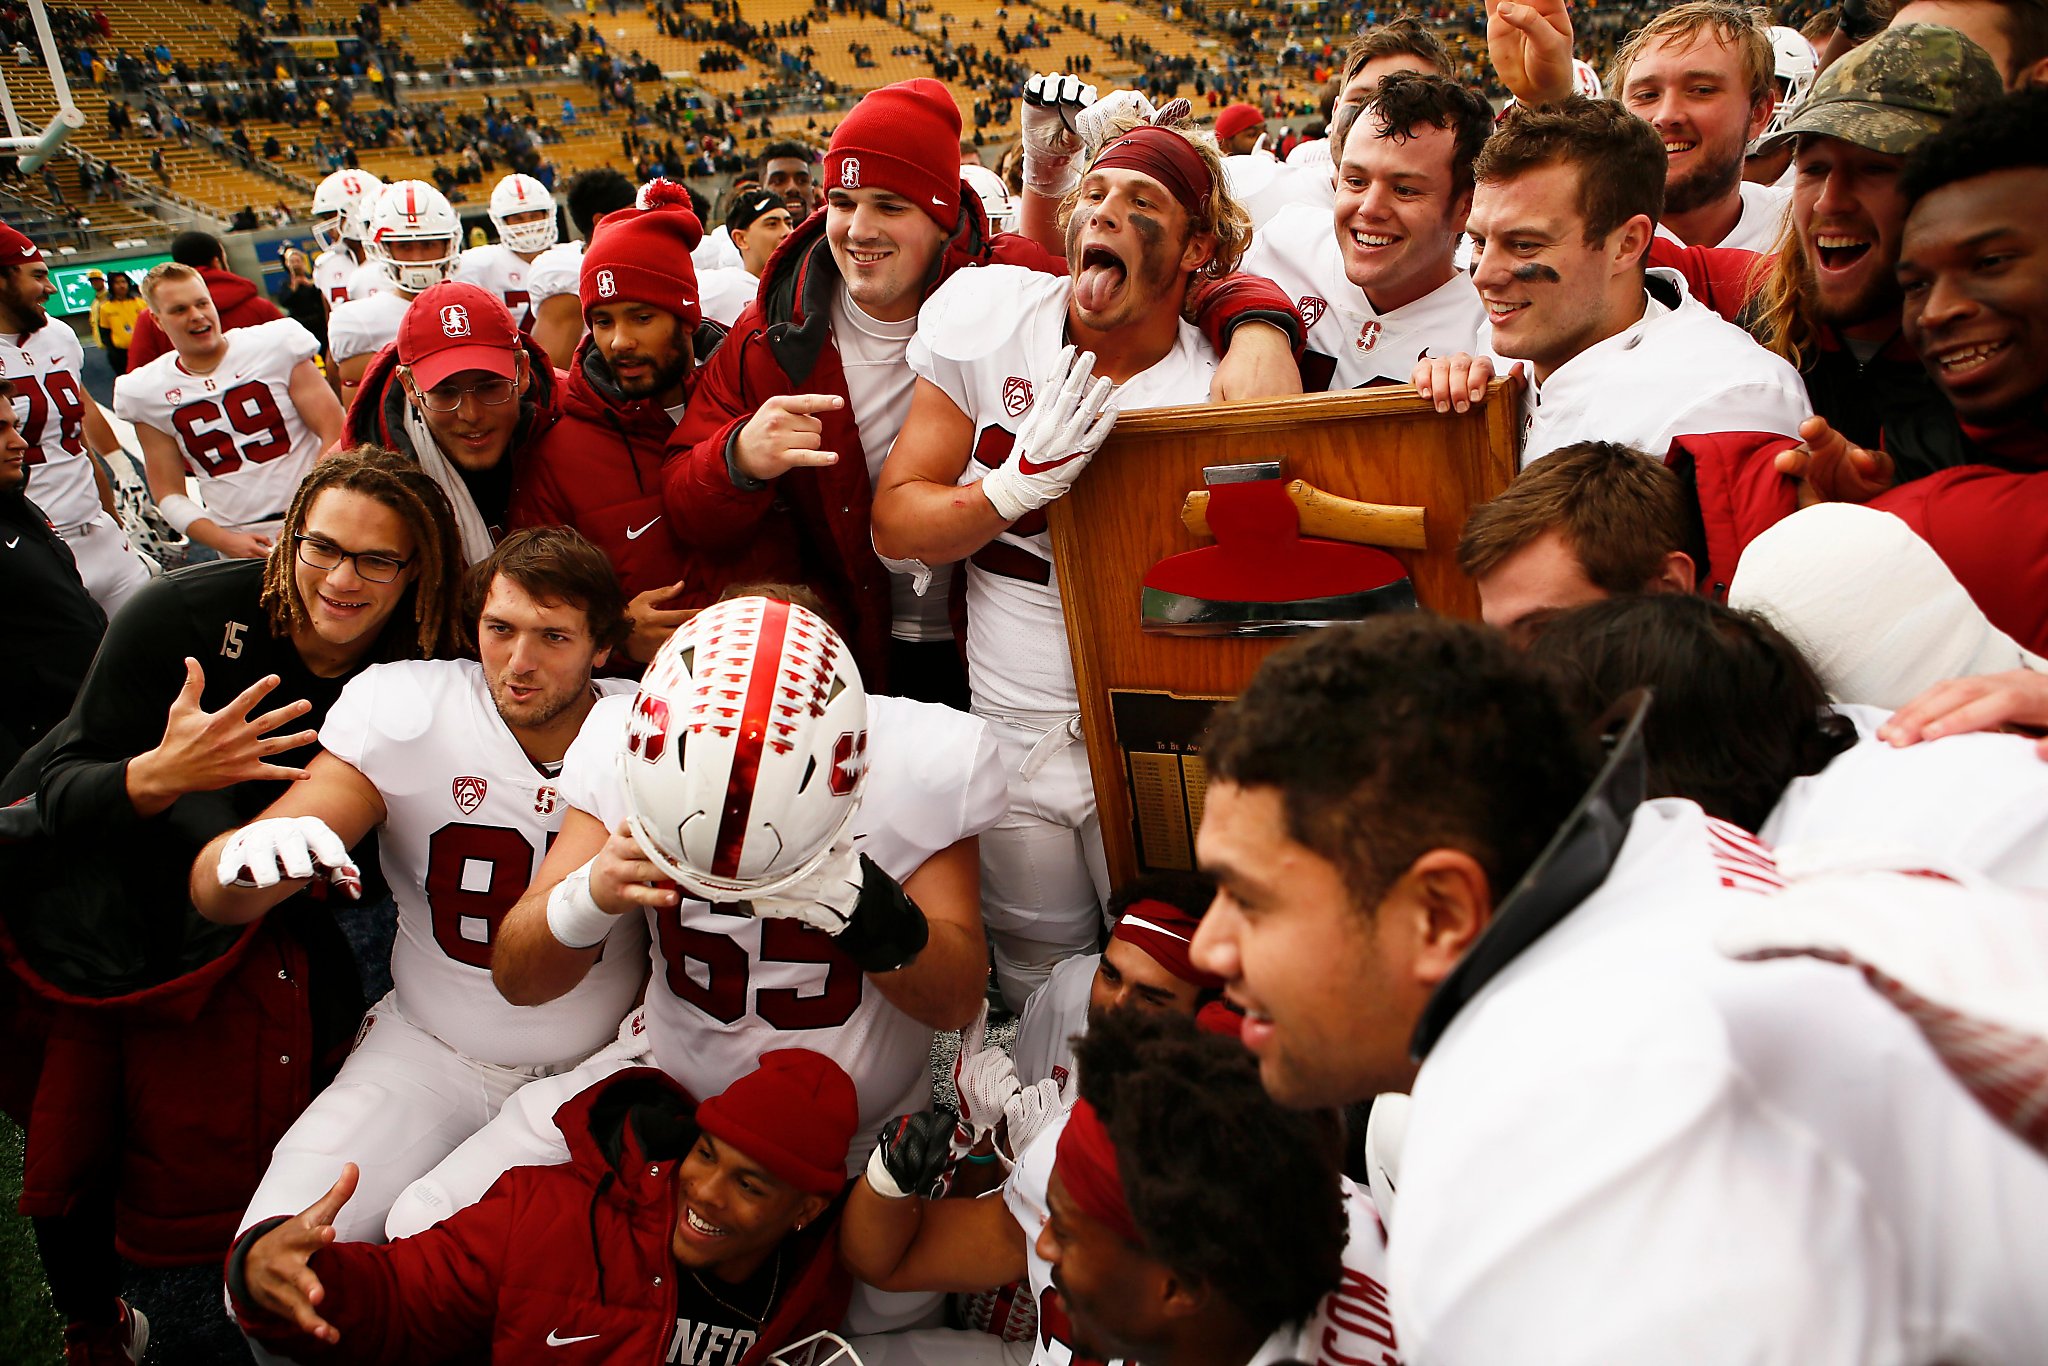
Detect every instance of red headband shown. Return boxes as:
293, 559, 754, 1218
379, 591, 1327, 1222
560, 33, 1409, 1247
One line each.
1090, 125, 1211, 216
1111, 899, 1224, 992
1054, 1099, 1146, 1248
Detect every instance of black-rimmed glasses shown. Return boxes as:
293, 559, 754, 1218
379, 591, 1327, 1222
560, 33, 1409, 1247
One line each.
294, 535, 413, 583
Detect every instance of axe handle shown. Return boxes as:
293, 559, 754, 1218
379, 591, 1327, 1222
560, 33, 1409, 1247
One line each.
1180, 480, 1429, 550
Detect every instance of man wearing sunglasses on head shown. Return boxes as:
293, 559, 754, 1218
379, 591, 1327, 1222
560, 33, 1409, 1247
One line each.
341, 281, 562, 566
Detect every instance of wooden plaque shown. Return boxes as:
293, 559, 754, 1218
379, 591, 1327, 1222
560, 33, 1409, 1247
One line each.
1047, 380, 1521, 885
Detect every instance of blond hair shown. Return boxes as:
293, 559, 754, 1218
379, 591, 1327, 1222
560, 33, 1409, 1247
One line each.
139, 261, 205, 310
1745, 203, 1815, 368
1609, 2, 1775, 108
1059, 111, 1253, 301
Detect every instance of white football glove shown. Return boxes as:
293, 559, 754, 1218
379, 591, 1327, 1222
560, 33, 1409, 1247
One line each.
980, 344, 1118, 523
216, 815, 362, 899
951, 1001, 1022, 1153
746, 831, 862, 935
1022, 71, 1095, 196
1000, 1077, 1070, 1163
1074, 87, 1158, 154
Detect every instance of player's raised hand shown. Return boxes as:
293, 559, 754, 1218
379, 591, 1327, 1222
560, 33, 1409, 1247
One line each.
1879, 669, 2048, 757
217, 815, 363, 899
952, 1000, 1021, 1151
623, 579, 694, 665
589, 821, 681, 914
998, 1077, 1069, 1162
1022, 72, 1096, 195
131, 659, 319, 813
243, 1163, 359, 1344
1411, 352, 1499, 414
865, 1107, 959, 1200
1487, 0, 1579, 106
1073, 86, 1156, 153
981, 345, 1119, 522
733, 393, 846, 484
1775, 415, 1896, 506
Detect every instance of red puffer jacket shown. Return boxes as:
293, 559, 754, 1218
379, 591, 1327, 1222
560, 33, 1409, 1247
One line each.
513, 328, 802, 606
663, 190, 1304, 688
231, 1067, 854, 1365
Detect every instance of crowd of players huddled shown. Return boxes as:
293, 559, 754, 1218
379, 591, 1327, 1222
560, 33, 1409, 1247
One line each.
3, 0, 2047, 1360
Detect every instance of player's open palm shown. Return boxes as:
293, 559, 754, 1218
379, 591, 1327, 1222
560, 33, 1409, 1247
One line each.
150, 658, 319, 796
981, 345, 1119, 522
246, 1163, 359, 1344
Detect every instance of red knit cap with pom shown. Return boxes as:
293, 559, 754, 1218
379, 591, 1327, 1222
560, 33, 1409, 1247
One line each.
579, 179, 704, 328
824, 79, 963, 231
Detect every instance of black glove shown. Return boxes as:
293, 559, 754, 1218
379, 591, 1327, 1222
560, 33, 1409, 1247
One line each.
836, 852, 930, 975
865, 1105, 958, 1200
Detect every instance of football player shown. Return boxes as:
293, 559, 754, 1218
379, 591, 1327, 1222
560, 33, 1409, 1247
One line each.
697, 188, 794, 328
114, 264, 341, 561
454, 172, 559, 330
329, 181, 463, 400
191, 526, 647, 1244
309, 168, 385, 307
0, 223, 153, 613
871, 108, 1251, 1008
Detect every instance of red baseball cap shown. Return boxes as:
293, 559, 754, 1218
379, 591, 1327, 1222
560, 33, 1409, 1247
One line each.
398, 282, 518, 391
1214, 103, 1264, 143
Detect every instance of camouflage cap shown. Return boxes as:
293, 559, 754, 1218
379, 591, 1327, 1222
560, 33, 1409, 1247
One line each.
1769, 23, 2003, 156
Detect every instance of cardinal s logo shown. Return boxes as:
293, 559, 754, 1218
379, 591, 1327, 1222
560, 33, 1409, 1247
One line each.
594, 269, 616, 298
452, 776, 488, 814
840, 158, 860, 187
626, 693, 671, 765
1356, 320, 1383, 352
440, 304, 471, 336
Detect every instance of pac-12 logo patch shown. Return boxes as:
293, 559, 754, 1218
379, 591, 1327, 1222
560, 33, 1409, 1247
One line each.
1356, 320, 1383, 352
1002, 376, 1033, 418
452, 775, 488, 814
1297, 295, 1328, 328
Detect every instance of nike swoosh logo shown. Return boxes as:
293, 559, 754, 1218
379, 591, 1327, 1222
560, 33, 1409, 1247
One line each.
4, 536, 17, 548
546, 1330, 601, 1346
625, 516, 660, 540
1014, 451, 1087, 476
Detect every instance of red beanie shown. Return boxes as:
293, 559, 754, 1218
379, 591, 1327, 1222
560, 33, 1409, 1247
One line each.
824, 78, 963, 231
0, 223, 43, 264
695, 1049, 859, 1196
1214, 103, 1264, 143
579, 179, 703, 328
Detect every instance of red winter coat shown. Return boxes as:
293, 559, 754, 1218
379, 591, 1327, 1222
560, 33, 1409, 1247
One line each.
664, 190, 1305, 688
513, 328, 802, 607
126, 265, 285, 370
231, 1068, 854, 1365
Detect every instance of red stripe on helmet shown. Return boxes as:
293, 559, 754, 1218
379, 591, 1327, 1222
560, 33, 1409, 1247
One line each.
710, 599, 790, 881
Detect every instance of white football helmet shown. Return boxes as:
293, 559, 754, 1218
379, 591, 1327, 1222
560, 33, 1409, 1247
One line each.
363, 180, 463, 293
1753, 26, 1821, 152
1572, 58, 1604, 99
764, 1331, 865, 1366
310, 169, 384, 253
620, 596, 869, 902
961, 163, 1015, 234
489, 173, 559, 253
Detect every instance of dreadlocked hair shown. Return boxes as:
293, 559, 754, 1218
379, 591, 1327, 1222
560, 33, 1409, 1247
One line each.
1074, 1009, 1346, 1339
1061, 106, 1254, 287
262, 444, 466, 662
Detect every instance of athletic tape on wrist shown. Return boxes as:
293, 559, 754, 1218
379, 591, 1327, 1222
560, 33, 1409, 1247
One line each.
157, 492, 206, 535
546, 865, 615, 949
865, 1141, 912, 1200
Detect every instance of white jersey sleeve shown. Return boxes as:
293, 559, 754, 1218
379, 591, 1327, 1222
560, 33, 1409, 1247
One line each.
696, 266, 759, 328
326, 291, 411, 364
1012, 952, 1096, 1094
455, 243, 536, 329
0, 322, 100, 529
347, 259, 394, 300
313, 249, 356, 306
525, 241, 583, 305
321, 660, 648, 1067
560, 692, 1004, 1142
692, 225, 744, 273
1241, 205, 1484, 391
113, 319, 324, 530
909, 264, 1216, 716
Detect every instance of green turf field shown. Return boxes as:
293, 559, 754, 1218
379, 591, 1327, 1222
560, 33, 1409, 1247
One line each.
0, 1117, 63, 1365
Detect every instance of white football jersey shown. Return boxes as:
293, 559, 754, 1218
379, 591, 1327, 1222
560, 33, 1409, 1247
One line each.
908, 265, 1216, 716
113, 318, 324, 531
1013, 951, 1094, 1096
559, 691, 1007, 1132
525, 239, 583, 305
347, 258, 395, 300
1242, 204, 1485, 391
313, 248, 357, 306
1654, 180, 1792, 255
692, 224, 744, 273
697, 265, 759, 328
454, 242, 536, 329
320, 659, 647, 1067
326, 289, 412, 364
1288, 1178, 1401, 1366
1486, 267, 1811, 468
0, 321, 101, 529
1003, 1110, 1095, 1366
